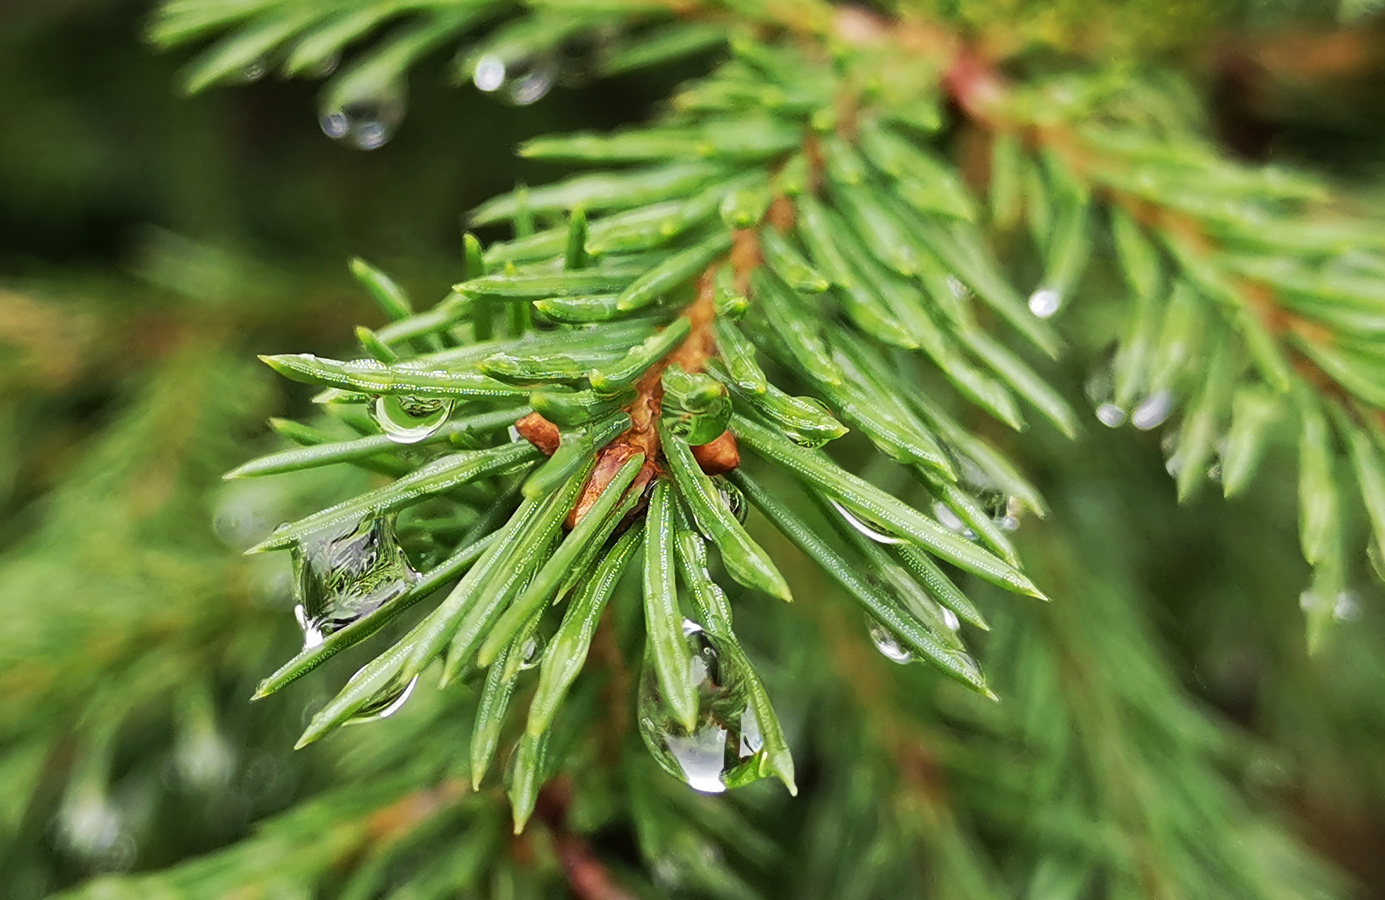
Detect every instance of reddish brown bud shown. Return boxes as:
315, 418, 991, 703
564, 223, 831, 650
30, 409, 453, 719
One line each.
515, 412, 560, 456
692, 431, 740, 475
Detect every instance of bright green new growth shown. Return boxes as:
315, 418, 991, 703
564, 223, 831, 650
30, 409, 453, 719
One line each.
149, 0, 1385, 863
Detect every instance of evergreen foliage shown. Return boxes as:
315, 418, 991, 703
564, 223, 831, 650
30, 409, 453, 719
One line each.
4, 0, 1385, 896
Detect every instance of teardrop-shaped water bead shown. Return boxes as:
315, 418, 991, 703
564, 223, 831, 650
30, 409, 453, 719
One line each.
319, 85, 406, 151
517, 634, 545, 671
932, 501, 977, 540
371, 395, 454, 444
829, 498, 905, 544
291, 514, 419, 648
345, 673, 419, 725
638, 622, 766, 793
713, 476, 748, 524
867, 619, 914, 664
1084, 370, 1127, 428
1131, 389, 1174, 431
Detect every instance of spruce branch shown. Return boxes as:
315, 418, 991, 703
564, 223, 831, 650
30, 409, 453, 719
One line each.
154, 0, 1385, 824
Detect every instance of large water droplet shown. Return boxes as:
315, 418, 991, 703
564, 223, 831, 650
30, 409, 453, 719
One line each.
472, 54, 558, 106
1028, 286, 1062, 319
1132, 389, 1174, 431
829, 498, 904, 544
319, 86, 406, 151
868, 619, 913, 664
371, 394, 454, 443
638, 622, 766, 793
345, 672, 419, 725
291, 514, 419, 648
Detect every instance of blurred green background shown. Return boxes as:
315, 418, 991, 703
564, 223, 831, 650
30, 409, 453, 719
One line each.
3, 1, 1385, 897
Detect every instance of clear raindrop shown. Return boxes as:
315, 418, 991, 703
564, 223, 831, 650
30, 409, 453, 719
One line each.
1085, 370, 1125, 427
1131, 389, 1174, 431
371, 394, 454, 443
829, 498, 904, 544
1095, 403, 1127, 428
346, 673, 419, 725
638, 621, 767, 793
518, 634, 545, 671
932, 501, 977, 540
714, 476, 749, 523
291, 514, 419, 649
868, 619, 913, 664
319, 85, 406, 151
940, 607, 960, 631
1028, 286, 1062, 318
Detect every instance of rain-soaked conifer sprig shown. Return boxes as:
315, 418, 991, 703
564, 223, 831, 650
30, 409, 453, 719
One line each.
965, 64, 1385, 647
161, 0, 1385, 822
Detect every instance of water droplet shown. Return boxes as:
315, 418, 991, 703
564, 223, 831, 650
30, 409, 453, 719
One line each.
473, 54, 558, 106
291, 514, 419, 649
175, 728, 236, 792
346, 673, 419, 724
55, 787, 135, 869
986, 493, 1023, 533
1333, 591, 1360, 622
1161, 432, 1182, 477
301, 53, 340, 79
946, 276, 968, 298
638, 622, 766, 793
940, 607, 960, 631
1095, 403, 1127, 428
1027, 286, 1062, 318
518, 634, 545, 671
829, 498, 904, 544
472, 55, 507, 92
241, 59, 267, 82
371, 394, 454, 443
1084, 370, 1125, 427
714, 476, 749, 523
319, 85, 406, 150
932, 501, 976, 540
1131, 389, 1174, 431
867, 619, 913, 664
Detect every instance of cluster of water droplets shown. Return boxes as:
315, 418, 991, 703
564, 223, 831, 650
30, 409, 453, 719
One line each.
1299, 587, 1361, 624
319, 82, 407, 150
370, 394, 455, 443
472, 53, 560, 106
290, 513, 420, 650
1084, 370, 1174, 432
638, 621, 765, 793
